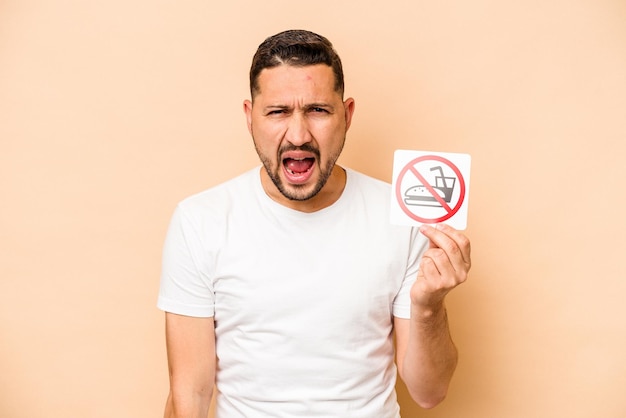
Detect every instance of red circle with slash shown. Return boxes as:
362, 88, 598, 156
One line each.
395, 155, 466, 223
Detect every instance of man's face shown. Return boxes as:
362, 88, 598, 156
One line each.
244, 64, 355, 206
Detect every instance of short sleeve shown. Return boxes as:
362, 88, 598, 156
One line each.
157, 205, 215, 317
392, 227, 429, 319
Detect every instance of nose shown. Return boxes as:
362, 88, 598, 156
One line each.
285, 112, 312, 146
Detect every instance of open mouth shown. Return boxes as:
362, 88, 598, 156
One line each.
283, 157, 315, 184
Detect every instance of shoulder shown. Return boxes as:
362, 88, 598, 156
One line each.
166, 168, 260, 241
164, 168, 260, 255
176, 168, 258, 219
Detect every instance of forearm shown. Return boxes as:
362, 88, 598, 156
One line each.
164, 386, 212, 418
400, 303, 458, 409
164, 314, 216, 418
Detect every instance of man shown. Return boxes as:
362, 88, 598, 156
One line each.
158, 29, 470, 418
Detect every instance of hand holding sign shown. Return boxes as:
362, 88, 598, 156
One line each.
390, 150, 471, 230
411, 223, 471, 308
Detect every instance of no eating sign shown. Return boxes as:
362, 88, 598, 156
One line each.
390, 150, 471, 230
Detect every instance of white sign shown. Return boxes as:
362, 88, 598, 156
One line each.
390, 150, 471, 230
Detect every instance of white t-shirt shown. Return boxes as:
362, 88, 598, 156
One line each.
158, 167, 428, 418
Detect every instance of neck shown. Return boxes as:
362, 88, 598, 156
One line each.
260, 165, 347, 213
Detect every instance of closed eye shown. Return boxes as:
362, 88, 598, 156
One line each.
307, 106, 332, 114
265, 108, 290, 116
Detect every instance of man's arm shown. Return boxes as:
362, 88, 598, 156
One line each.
394, 223, 470, 409
164, 313, 216, 418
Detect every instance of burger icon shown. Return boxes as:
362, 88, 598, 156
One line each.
403, 166, 456, 207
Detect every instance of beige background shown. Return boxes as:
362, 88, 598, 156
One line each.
1, 0, 625, 417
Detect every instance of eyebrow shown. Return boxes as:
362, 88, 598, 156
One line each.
263, 103, 335, 111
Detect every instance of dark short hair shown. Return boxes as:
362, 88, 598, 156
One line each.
249, 29, 345, 99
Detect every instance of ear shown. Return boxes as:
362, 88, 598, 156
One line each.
343, 98, 355, 130
243, 99, 253, 134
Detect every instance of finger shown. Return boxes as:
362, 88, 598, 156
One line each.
422, 248, 456, 283
419, 255, 441, 279
420, 223, 471, 267
435, 224, 471, 264
419, 226, 469, 278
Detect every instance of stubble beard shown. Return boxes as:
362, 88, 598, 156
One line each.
254, 139, 345, 202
